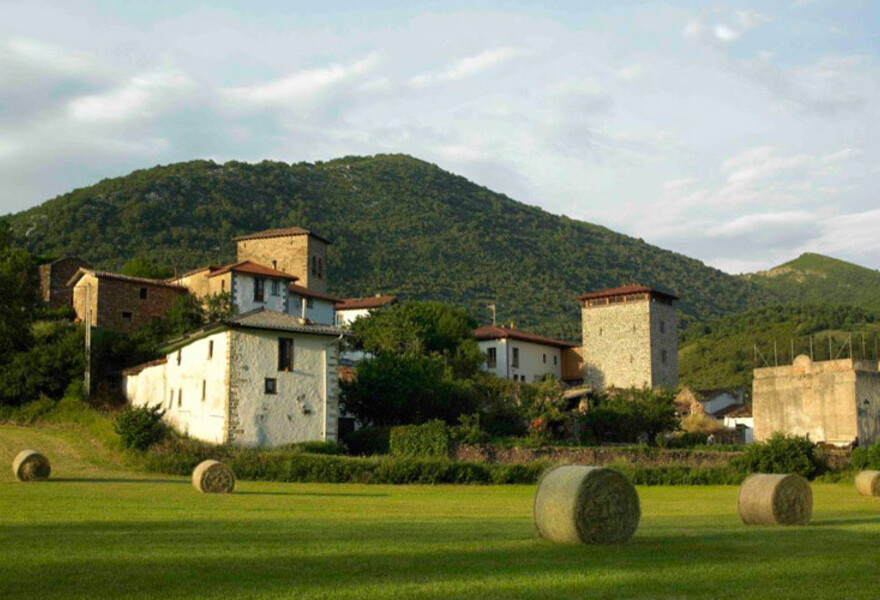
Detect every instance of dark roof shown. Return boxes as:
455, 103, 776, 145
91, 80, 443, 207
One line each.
336, 295, 397, 310
288, 283, 343, 303
208, 261, 299, 281
578, 285, 679, 302
713, 404, 752, 418
122, 357, 168, 376
233, 227, 332, 245
472, 325, 577, 349
67, 268, 188, 291
226, 308, 346, 336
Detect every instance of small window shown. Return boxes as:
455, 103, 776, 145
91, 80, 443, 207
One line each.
487, 347, 497, 368
177, 389, 182, 407
208, 340, 213, 359
254, 278, 265, 302
660, 321, 666, 334
553, 355, 557, 366
543, 353, 547, 364
122, 311, 133, 323
278, 338, 294, 372
307, 298, 314, 309
520, 375, 526, 382
139, 287, 148, 300
265, 378, 277, 394
272, 260, 278, 269
599, 327, 603, 337
661, 349, 668, 364
221, 280, 226, 292
317, 258, 323, 279
311, 256, 317, 276
177, 350, 182, 366
271, 280, 280, 296
632, 324, 636, 333
168, 390, 174, 410
201, 380, 206, 402
512, 348, 520, 368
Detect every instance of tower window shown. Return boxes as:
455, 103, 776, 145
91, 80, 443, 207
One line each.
317, 258, 323, 279
311, 256, 317, 276
661, 349, 668, 364
660, 321, 666, 334
139, 288, 148, 300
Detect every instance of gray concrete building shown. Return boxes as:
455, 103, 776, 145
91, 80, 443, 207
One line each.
579, 285, 678, 390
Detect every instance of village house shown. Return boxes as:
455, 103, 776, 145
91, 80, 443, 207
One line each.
123, 308, 345, 447
335, 295, 397, 327
474, 325, 578, 383
37, 256, 90, 309
753, 354, 880, 447
68, 268, 188, 332
579, 285, 679, 390
676, 386, 754, 444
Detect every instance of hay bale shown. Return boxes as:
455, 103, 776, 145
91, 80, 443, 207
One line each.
533, 465, 640, 544
855, 470, 880, 497
191, 460, 235, 494
12, 450, 51, 482
737, 473, 812, 526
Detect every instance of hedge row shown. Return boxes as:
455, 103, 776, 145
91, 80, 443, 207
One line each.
389, 420, 451, 458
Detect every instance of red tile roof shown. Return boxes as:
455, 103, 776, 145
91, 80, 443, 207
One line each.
67, 268, 189, 291
336, 295, 397, 310
472, 325, 577, 349
288, 283, 343, 303
578, 285, 679, 302
207, 261, 299, 281
233, 227, 332, 245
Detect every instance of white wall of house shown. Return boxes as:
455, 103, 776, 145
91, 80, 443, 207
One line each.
288, 294, 335, 325
724, 416, 755, 444
125, 331, 231, 445
228, 328, 339, 447
477, 339, 564, 383
336, 308, 371, 327
233, 273, 288, 314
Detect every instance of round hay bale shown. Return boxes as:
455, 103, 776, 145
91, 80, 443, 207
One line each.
12, 450, 51, 482
737, 473, 812, 526
855, 470, 880, 497
191, 460, 235, 494
533, 465, 640, 545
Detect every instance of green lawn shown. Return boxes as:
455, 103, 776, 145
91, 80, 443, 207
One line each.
2, 425, 880, 599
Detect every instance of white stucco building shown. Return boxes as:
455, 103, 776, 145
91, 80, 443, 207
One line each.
123, 308, 346, 447
288, 283, 340, 326
473, 325, 577, 383
335, 295, 397, 327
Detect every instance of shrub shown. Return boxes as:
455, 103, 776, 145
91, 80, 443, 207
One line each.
0, 395, 55, 425
852, 442, 880, 470
114, 405, 167, 451
390, 420, 451, 458
278, 440, 346, 455
612, 463, 746, 486
450, 413, 490, 444
657, 431, 710, 449
342, 426, 391, 456
733, 433, 827, 479
579, 387, 678, 445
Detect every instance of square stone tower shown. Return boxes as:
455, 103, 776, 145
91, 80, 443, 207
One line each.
579, 285, 678, 390
234, 228, 331, 293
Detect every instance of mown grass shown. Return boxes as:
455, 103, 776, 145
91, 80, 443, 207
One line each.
2, 425, 880, 599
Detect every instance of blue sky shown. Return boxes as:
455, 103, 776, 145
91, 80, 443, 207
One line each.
1, 0, 877, 273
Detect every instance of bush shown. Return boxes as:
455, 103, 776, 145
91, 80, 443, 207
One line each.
657, 431, 710, 449
277, 441, 346, 455
852, 442, 880, 470
611, 463, 746, 486
579, 387, 678, 445
733, 433, 827, 479
114, 405, 167, 451
342, 426, 391, 456
390, 420, 451, 458
0, 395, 55, 425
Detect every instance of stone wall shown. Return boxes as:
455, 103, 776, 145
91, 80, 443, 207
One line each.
582, 299, 653, 389
73, 275, 188, 332
38, 258, 88, 308
236, 234, 329, 293
753, 355, 880, 446
649, 300, 678, 387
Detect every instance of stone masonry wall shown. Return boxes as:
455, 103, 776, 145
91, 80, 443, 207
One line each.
236, 235, 329, 293
92, 278, 187, 332
582, 299, 653, 389
649, 300, 679, 387
39, 258, 88, 308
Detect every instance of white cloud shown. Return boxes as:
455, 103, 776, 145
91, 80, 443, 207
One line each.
4, 38, 93, 75
222, 54, 379, 110
410, 47, 519, 88
713, 24, 740, 42
68, 71, 193, 122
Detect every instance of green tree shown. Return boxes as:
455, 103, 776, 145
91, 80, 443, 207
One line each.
0, 221, 37, 363
120, 257, 174, 279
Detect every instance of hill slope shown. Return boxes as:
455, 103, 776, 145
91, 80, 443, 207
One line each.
5, 155, 774, 338
743, 253, 880, 311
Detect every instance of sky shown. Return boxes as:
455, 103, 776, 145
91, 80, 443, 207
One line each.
0, 0, 878, 273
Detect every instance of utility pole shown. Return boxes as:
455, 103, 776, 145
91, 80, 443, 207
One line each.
84, 284, 92, 399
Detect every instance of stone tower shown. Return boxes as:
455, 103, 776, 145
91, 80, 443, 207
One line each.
579, 285, 678, 390
234, 228, 331, 293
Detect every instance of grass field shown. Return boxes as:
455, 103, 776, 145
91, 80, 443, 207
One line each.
3, 425, 880, 599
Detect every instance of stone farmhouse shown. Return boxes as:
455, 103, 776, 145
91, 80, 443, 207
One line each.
123, 308, 344, 447
38, 256, 89, 309
753, 354, 880, 447
69, 269, 189, 332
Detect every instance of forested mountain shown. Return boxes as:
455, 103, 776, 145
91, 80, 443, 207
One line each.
679, 304, 880, 391
5, 154, 775, 339
742, 253, 880, 311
